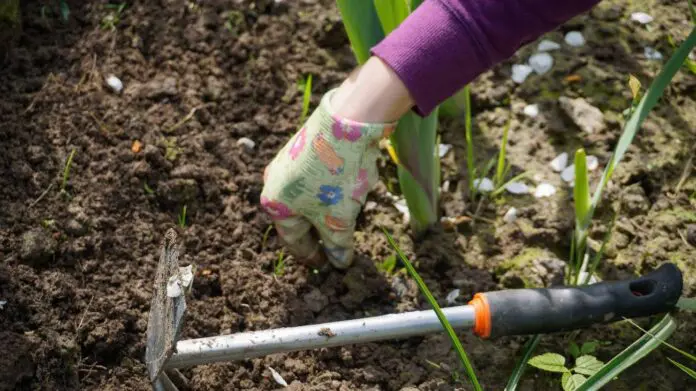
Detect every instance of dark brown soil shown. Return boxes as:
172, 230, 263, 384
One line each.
1, 0, 694, 390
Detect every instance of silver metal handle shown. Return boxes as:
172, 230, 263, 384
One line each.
166, 305, 475, 369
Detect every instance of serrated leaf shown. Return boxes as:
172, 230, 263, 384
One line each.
573, 355, 604, 376
628, 75, 641, 100
676, 297, 696, 311
581, 341, 599, 355
562, 373, 587, 391
568, 342, 581, 358
528, 353, 568, 373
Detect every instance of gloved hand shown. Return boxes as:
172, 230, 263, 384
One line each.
260, 89, 396, 269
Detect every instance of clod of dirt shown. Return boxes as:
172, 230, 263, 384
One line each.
128, 74, 178, 100
339, 258, 388, 310
157, 179, 200, 208
64, 219, 87, 237
19, 228, 57, 266
620, 184, 650, 216
203, 76, 224, 102
686, 224, 696, 246
498, 248, 565, 288
0, 332, 35, 391
558, 96, 605, 134
303, 288, 329, 313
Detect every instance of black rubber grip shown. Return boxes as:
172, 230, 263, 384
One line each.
483, 263, 683, 338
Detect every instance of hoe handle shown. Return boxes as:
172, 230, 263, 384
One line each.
469, 263, 683, 338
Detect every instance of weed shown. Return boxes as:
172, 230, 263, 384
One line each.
163, 137, 182, 161
298, 74, 313, 125
143, 182, 155, 195
101, 3, 127, 31
60, 148, 77, 196
261, 225, 273, 250
527, 351, 604, 391
376, 254, 397, 274
178, 205, 187, 228
224, 10, 245, 36
273, 249, 285, 276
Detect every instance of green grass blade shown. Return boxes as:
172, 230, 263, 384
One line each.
495, 113, 512, 187
574, 149, 591, 230
688, 0, 696, 25
463, 85, 475, 196
61, 148, 77, 192
336, 1, 384, 64
505, 335, 542, 391
300, 74, 312, 124
373, 0, 410, 35
384, 229, 482, 391
625, 318, 696, 362
668, 358, 696, 379
590, 27, 696, 213
582, 212, 617, 285
490, 171, 529, 197
576, 315, 677, 391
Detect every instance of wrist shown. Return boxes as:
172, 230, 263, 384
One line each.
330, 56, 414, 123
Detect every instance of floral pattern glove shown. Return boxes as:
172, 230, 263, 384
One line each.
260, 89, 396, 269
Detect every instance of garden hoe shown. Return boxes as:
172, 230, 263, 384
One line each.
146, 229, 684, 390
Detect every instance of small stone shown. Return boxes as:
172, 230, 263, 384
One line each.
534, 183, 556, 198
236, 137, 255, 151
523, 104, 539, 118
393, 199, 410, 224
65, 219, 87, 236
504, 207, 518, 223
505, 182, 529, 194
473, 177, 494, 192
586, 155, 599, 171
631, 12, 654, 24
438, 144, 452, 158
564, 31, 585, 47
644, 47, 663, 61
20, 228, 57, 266
446, 289, 460, 305
268, 367, 288, 387
686, 225, 696, 246
512, 64, 534, 83
364, 201, 377, 212
550, 152, 568, 172
561, 164, 575, 183
537, 39, 561, 51
558, 96, 606, 134
528, 52, 554, 75
105, 75, 123, 94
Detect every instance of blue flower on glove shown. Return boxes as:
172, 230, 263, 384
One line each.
317, 185, 344, 206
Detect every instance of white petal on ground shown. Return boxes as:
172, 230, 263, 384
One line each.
473, 177, 494, 192
0, 300, 6, 310
561, 164, 576, 183
364, 201, 377, 212
537, 39, 561, 51
105, 75, 123, 94
586, 155, 599, 171
441, 180, 451, 193
550, 152, 568, 172
268, 367, 288, 387
236, 137, 256, 150
166, 265, 195, 298
564, 31, 585, 47
529, 52, 554, 75
512, 64, 534, 83
631, 12, 654, 24
503, 207, 518, 223
523, 104, 539, 118
534, 183, 557, 198
644, 47, 663, 61
505, 181, 529, 194
394, 199, 411, 224
438, 144, 453, 158
446, 289, 460, 305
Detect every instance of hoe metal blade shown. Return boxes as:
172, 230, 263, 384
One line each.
145, 229, 193, 390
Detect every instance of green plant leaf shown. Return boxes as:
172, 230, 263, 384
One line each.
528, 353, 568, 373
574, 149, 590, 230
504, 335, 542, 391
577, 314, 677, 390
384, 229, 482, 391
299, 74, 312, 124
336, 1, 384, 64
373, 0, 410, 35
495, 112, 512, 187
562, 372, 587, 391
689, 0, 696, 25
573, 355, 604, 376
378, 254, 397, 274
677, 297, 696, 311
59, 0, 69, 21
667, 358, 696, 379
568, 342, 581, 358
580, 341, 599, 356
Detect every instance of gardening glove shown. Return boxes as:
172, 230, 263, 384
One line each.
260, 89, 396, 269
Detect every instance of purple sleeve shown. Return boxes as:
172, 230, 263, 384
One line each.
370, 0, 600, 116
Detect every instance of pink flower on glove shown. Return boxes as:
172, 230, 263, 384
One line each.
332, 119, 362, 142
260, 196, 293, 220
289, 127, 307, 160
352, 168, 369, 200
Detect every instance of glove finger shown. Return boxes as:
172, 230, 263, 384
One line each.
314, 214, 356, 270
274, 216, 325, 268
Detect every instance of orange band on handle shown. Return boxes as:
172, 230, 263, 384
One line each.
469, 293, 492, 339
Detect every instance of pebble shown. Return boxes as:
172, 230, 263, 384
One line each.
644, 47, 663, 61
558, 96, 606, 134
534, 183, 557, 198
564, 31, 585, 47
631, 12, 654, 24
686, 224, 696, 246
537, 39, 561, 51
505, 181, 529, 194
550, 152, 568, 172
503, 207, 518, 223
586, 155, 599, 171
523, 104, 539, 118
236, 137, 255, 151
65, 219, 87, 236
105, 75, 123, 94
446, 289, 460, 305
393, 199, 410, 224
438, 144, 452, 158
512, 64, 534, 83
473, 177, 494, 192
529, 52, 554, 75
561, 164, 575, 183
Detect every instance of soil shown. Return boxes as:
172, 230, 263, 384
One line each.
1, 0, 695, 390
